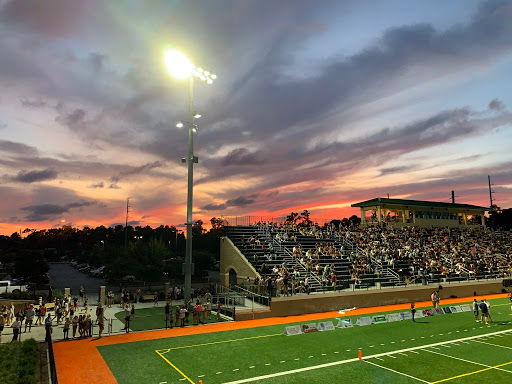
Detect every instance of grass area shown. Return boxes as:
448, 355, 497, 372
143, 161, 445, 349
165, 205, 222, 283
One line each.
0, 338, 38, 384
113, 305, 224, 331
100, 297, 512, 384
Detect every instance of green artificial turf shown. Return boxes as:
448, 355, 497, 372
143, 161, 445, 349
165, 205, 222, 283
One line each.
100, 297, 512, 384
113, 305, 224, 331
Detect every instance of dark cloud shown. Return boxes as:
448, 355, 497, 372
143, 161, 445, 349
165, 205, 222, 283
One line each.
88, 53, 106, 73
20, 200, 96, 221
201, 194, 258, 211
201, 203, 227, 211
489, 98, 505, 111
119, 161, 166, 176
0, 0, 93, 37
226, 195, 258, 206
11, 169, 58, 183
379, 166, 417, 176
20, 204, 67, 221
88, 182, 104, 189
20, 98, 47, 108
55, 108, 87, 132
0, 140, 38, 156
221, 148, 267, 166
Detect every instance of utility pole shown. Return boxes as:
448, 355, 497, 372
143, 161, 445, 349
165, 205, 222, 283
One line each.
488, 175, 495, 230
124, 197, 131, 253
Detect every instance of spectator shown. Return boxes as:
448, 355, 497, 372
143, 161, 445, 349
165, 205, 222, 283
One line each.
11, 317, 21, 342
123, 304, 131, 332
97, 313, 105, 338
63, 317, 71, 339
24, 305, 35, 333
44, 313, 54, 341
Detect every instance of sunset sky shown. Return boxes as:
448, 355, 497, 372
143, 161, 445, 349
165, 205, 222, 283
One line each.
1, 0, 511, 236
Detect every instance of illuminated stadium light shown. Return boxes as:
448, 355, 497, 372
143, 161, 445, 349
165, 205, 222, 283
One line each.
164, 48, 216, 302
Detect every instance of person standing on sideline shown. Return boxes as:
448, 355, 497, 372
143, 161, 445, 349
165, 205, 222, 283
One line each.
165, 302, 171, 328
473, 299, 480, 322
123, 304, 131, 332
11, 317, 21, 342
479, 300, 489, 325
431, 291, 437, 308
97, 312, 105, 338
44, 313, 54, 341
484, 299, 492, 323
136, 287, 141, 304
411, 302, 416, 322
25, 305, 35, 332
153, 292, 159, 307
63, 317, 71, 339
179, 306, 187, 327
509, 292, 512, 314
72, 315, 79, 338
216, 301, 222, 321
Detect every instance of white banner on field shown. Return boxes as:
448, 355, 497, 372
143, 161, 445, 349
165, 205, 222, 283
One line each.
318, 321, 335, 331
337, 318, 354, 328
355, 317, 372, 326
386, 313, 402, 322
284, 325, 302, 336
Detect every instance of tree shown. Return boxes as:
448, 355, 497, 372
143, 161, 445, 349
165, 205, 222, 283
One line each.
210, 217, 224, 230
299, 210, 313, 227
285, 212, 300, 224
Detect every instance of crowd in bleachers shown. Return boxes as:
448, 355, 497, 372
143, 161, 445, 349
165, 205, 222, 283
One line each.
227, 221, 512, 294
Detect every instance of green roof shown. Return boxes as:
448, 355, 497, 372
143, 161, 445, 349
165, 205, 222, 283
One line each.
351, 197, 489, 211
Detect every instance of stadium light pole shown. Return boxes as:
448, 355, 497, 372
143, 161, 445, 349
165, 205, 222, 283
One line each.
164, 49, 216, 301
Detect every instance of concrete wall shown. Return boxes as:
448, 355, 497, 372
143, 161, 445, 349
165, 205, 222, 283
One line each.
235, 280, 505, 321
220, 237, 260, 286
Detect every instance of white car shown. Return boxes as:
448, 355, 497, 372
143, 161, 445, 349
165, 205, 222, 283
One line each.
0, 280, 28, 294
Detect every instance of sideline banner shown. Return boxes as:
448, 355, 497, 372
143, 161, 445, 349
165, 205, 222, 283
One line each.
301, 323, 319, 333
355, 317, 372, 326
371, 315, 387, 324
459, 304, 472, 312
284, 325, 302, 336
318, 321, 335, 331
386, 313, 402, 322
400, 312, 412, 320
337, 318, 354, 328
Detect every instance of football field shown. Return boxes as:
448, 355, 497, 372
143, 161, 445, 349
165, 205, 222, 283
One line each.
93, 296, 512, 384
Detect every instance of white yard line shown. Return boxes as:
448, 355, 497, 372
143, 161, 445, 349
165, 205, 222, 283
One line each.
364, 360, 431, 383
222, 329, 512, 384
422, 349, 512, 374
472, 339, 512, 350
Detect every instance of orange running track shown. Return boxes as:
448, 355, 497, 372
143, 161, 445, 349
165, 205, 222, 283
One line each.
53, 293, 508, 384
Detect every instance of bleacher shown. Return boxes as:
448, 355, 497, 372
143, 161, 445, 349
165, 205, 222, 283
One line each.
224, 224, 402, 294
223, 223, 512, 296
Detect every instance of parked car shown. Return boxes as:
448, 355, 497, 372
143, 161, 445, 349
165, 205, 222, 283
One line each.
122, 275, 135, 282
90, 266, 106, 277
0, 280, 29, 294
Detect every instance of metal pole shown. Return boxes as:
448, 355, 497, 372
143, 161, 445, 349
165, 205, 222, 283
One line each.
184, 76, 194, 302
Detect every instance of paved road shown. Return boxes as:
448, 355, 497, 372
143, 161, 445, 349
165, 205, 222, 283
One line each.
48, 262, 108, 298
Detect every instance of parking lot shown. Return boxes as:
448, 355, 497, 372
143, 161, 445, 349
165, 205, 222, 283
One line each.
48, 262, 108, 299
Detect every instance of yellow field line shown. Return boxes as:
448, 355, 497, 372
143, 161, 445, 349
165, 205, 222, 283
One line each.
431, 361, 512, 383
155, 349, 195, 384
160, 333, 283, 353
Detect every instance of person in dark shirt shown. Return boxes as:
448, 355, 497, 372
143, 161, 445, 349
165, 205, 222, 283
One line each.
478, 300, 489, 325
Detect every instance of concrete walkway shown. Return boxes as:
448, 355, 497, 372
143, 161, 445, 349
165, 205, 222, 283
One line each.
0, 300, 186, 344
